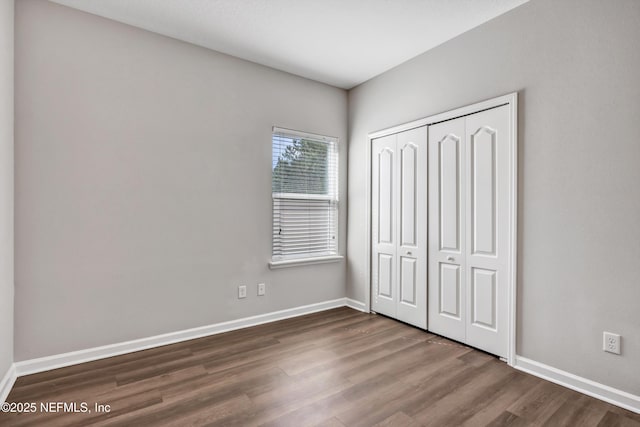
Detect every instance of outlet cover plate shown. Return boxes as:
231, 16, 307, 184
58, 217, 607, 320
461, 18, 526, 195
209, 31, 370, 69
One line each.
238, 285, 247, 299
603, 332, 621, 355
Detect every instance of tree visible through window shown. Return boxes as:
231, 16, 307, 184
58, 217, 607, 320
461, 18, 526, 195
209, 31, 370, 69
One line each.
273, 138, 329, 194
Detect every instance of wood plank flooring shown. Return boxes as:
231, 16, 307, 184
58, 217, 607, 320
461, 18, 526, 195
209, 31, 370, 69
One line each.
1, 307, 639, 426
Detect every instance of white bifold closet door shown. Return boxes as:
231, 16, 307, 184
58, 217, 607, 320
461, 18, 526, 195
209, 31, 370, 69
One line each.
428, 105, 510, 358
372, 126, 427, 329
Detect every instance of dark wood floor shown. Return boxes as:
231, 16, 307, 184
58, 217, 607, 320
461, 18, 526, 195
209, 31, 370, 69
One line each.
2, 307, 639, 426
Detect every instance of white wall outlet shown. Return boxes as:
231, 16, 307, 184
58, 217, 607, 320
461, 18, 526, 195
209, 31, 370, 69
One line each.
238, 285, 247, 299
603, 332, 621, 355
257, 283, 266, 296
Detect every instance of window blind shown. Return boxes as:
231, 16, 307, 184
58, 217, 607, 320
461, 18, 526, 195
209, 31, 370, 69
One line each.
272, 128, 338, 260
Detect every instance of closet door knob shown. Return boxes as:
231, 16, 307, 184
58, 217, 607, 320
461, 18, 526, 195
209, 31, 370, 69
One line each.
407, 251, 412, 256
447, 256, 455, 262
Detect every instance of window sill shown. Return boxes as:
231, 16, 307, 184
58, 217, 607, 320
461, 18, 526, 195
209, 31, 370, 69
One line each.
269, 255, 344, 270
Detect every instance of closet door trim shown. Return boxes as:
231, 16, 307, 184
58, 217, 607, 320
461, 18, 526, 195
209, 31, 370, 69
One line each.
365, 92, 518, 366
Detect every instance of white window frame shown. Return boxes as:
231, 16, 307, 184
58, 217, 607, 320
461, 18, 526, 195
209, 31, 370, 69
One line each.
269, 127, 342, 269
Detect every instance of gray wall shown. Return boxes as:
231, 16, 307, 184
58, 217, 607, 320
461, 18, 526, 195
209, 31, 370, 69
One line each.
15, 0, 347, 361
347, 0, 640, 395
0, 0, 14, 382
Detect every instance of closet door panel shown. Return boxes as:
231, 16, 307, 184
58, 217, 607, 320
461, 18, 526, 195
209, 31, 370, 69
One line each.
378, 146, 394, 245
440, 135, 461, 252
400, 142, 417, 247
378, 254, 394, 298
471, 127, 497, 256
465, 105, 510, 358
371, 135, 397, 318
400, 257, 417, 305
440, 263, 461, 318
471, 267, 497, 329
428, 118, 465, 340
396, 126, 427, 328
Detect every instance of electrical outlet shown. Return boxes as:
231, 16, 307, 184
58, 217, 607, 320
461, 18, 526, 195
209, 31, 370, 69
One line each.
603, 332, 621, 355
238, 285, 247, 299
257, 283, 266, 296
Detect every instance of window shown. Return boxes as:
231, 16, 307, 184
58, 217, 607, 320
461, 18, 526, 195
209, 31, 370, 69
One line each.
271, 127, 339, 266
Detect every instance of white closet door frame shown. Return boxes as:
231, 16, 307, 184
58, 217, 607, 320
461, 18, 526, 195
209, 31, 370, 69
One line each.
365, 92, 518, 366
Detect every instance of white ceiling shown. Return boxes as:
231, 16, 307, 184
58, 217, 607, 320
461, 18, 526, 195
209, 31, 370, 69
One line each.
50, 0, 528, 89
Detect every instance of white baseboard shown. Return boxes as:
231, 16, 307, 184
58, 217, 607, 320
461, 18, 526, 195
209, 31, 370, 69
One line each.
345, 298, 367, 312
0, 363, 17, 404
514, 356, 640, 414
15, 298, 350, 377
